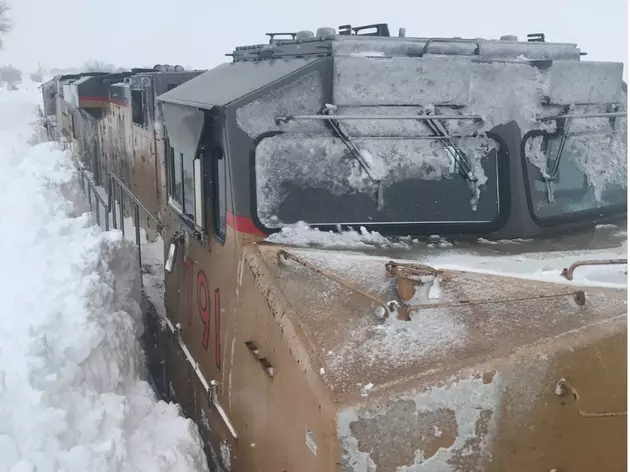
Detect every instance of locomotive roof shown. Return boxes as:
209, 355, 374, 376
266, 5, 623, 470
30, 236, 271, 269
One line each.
157, 25, 622, 112
157, 58, 317, 109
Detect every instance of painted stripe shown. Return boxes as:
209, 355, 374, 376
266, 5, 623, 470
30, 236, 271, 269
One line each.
80, 95, 129, 107
79, 96, 107, 102
226, 211, 265, 236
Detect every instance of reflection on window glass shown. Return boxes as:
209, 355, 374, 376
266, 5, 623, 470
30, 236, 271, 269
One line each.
524, 128, 627, 220
171, 148, 183, 207
182, 152, 195, 220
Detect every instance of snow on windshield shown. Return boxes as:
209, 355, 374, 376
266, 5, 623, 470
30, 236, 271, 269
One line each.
0, 82, 208, 471
240, 56, 625, 227
524, 102, 627, 204
255, 134, 499, 227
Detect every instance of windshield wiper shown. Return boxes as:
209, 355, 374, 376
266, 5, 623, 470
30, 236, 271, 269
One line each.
321, 106, 381, 184
419, 111, 478, 183
543, 117, 572, 204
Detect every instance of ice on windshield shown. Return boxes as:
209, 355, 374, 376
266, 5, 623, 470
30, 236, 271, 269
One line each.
255, 134, 500, 228
236, 53, 626, 229
524, 105, 627, 217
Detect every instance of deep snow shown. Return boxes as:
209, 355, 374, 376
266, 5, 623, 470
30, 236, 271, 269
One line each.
0, 82, 208, 471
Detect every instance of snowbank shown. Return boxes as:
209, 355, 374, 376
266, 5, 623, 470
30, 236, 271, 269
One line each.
0, 81, 208, 471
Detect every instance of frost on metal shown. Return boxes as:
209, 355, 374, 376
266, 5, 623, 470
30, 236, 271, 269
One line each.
332, 37, 581, 62
235, 71, 325, 138
220, 441, 232, 471
255, 134, 498, 226
265, 221, 407, 249
546, 61, 623, 105
337, 374, 503, 471
333, 56, 472, 106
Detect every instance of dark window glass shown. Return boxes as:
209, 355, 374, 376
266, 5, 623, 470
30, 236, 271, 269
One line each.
523, 121, 627, 222
172, 149, 184, 207
182, 152, 195, 220
255, 135, 500, 228
131, 90, 144, 126
212, 147, 227, 240
71, 114, 78, 139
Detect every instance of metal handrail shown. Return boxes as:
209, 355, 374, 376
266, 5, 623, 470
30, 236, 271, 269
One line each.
539, 112, 627, 122
422, 38, 482, 55
78, 168, 110, 231
108, 172, 163, 230
77, 165, 165, 288
276, 114, 484, 124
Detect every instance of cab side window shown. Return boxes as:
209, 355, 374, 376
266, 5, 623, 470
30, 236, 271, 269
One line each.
167, 143, 204, 229
131, 89, 145, 126
168, 145, 184, 208
166, 112, 227, 239
211, 144, 226, 241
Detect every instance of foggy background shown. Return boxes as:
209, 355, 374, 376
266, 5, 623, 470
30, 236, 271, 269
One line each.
0, 0, 627, 76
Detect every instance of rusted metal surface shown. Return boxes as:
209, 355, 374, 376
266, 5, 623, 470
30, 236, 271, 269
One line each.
278, 249, 395, 316
407, 290, 588, 311
385, 260, 443, 279
385, 261, 447, 319
555, 378, 627, 418
561, 258, 627, 280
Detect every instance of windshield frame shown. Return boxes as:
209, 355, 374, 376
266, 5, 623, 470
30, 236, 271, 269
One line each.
521, 128, 627, 227
250, 130, 511, 237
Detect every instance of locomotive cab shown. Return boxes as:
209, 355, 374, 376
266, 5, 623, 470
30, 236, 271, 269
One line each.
150, 24, 627, 472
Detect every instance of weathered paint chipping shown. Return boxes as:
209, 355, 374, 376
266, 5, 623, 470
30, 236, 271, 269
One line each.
337, 374, 504, 471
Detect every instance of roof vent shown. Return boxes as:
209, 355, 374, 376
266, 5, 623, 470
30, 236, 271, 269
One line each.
296, 30, 315, 40
316, 27, 336, 38
500, 35, 518, 41
527, 33, 546, 42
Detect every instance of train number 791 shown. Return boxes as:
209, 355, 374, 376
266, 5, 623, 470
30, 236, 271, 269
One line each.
184, 257, 221, 369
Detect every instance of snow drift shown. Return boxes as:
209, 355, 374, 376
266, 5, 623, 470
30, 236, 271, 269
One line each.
0, 82, 208, 471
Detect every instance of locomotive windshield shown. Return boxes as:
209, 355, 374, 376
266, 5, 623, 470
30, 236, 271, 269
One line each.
254, 133, 502, 228
523, 114, 627, 223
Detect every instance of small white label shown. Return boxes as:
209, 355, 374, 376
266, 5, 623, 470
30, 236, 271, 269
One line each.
306, 429, 317, 456
164, 242, 176, 272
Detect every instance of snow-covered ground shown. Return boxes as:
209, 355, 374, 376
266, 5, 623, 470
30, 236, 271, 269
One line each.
0, 81, 208, 471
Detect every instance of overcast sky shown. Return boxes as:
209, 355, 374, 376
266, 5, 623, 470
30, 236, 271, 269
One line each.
1, 0, 627, 76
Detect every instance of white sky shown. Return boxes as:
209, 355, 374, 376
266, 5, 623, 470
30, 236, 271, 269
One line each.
0, 0, 627, 76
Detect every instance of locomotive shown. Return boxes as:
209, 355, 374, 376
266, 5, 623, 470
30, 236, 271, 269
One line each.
42, 23, 627, 471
